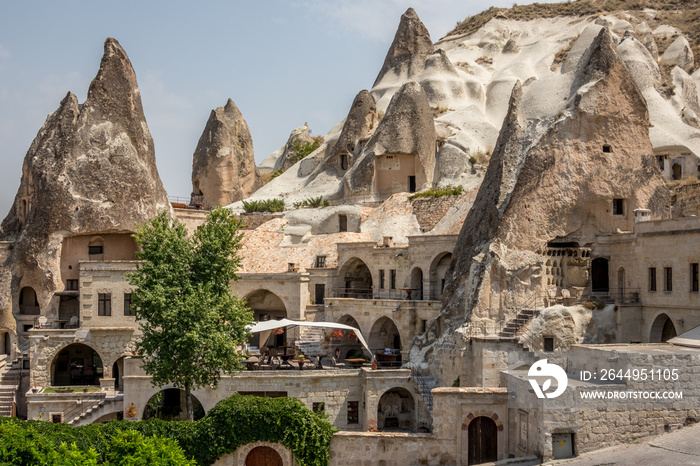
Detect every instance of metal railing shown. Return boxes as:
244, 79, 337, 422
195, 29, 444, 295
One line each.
580, 287, 641, 305
169, 195, 212, 211
332, 288, 439, 301
61, 391, 105, 424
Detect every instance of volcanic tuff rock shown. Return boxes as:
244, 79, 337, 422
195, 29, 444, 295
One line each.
335, 81, 436, 200
190, 99, 260, 207
274, 125, 317, 172
372, 8, 434, 108
0, 38, 169, 326
311, 90, 378, 177
413, 28, 671, 383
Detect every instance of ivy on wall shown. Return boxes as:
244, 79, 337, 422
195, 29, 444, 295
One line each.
0, 394, 336, 466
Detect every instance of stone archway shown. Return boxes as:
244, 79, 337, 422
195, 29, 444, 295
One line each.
377, 387, 415, 431
214, 441, 295, 466
650, 313, 677, 343
50, 343, 104, 386
409, 267, 423, 300
335, 315, 364, 360
245, 289, 287, 348
338, 257, 373, 299
143, 388, 205, 421
429, 252, 452, 300
369, 317, 402, 357
18, 286, 40, 315
246, 446, 282, 466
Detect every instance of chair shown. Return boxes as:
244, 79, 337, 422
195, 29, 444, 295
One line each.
65, 316, 79, 329
37, 316, 48, 329
330, 357, 346, 368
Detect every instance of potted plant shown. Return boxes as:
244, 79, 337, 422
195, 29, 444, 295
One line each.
330, 329, 344, 340
30, 386, 39, 394
125, 402, 138, 419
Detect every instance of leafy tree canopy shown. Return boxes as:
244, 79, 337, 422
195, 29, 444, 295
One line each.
127, 207, 253, 420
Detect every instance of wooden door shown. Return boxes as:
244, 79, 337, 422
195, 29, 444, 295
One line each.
468, 416, 497, 465
245, 446, 283, 466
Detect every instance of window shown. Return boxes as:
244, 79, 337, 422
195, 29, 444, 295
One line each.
603, 144, 612, 153
390, 270, 397, 290
543, 337, 554, 352
66, 279, 79, 291
338, 214, 348, 232
347, 401, 359, 424
124, 293, 134, 316
98, 293, 112, 316
340, 154, 348, 170
379, 270, 385, 289
421, 319, 427, 333
313, 402, 325, 413
315, 256, 326, 268
691, 263, 699, 292
649, 267, 657, 292
88, 245, 103, 255
612, 198, 624, 215
657, 156, 665, 171
664, 267, 673, 292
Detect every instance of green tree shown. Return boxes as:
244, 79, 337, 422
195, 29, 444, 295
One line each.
128, 207, 253, 421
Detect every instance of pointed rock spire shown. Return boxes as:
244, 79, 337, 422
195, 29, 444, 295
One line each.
190, 98, 260, 207
373, 8, 433, 86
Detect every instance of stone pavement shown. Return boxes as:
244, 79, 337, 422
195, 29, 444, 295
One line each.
544, 422, 700, 466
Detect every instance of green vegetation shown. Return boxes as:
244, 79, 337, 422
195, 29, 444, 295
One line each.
408, 185, 464, 200
667, 175, 700, 190
0, 394, 336, 466
450, 1, 700, 70
294, 196, 330, 208
290, 137, 322, 164
42, 386, 100, 394
242, 198, 286, 213
128, 208, 253, 421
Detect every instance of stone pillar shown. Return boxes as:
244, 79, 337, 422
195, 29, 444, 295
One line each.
100, 377, 115, 392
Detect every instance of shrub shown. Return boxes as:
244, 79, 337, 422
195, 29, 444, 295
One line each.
294, 196, 330, 209
408, 185, 464, 200
242, 199, 285, 213
290, 138, 322, 164
105, 430, 195, 465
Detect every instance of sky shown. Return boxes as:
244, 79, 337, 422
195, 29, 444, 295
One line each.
0, 0, 535, 215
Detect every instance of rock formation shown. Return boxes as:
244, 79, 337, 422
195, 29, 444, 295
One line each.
413, 28, 671, 384
659, 36, 694, 73
190, 99, 260, 208
0, 38, 169, 333
371, 8, 433, 109
335, 81, 436, 200
274, 125, 317, 172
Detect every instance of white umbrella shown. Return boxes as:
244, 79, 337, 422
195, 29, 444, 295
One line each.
248, 318, 373, 357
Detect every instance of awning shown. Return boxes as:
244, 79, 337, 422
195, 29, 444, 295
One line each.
248, 319, 372, 357
668, 324, 700, 349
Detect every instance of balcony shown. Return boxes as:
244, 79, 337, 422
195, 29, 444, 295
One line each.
333, 288, 439, 301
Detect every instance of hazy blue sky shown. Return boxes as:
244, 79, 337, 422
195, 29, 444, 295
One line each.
0, 0, 530, 215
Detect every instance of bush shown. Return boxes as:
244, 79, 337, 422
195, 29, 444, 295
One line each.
294, 196, 330, 209
408, 185, 464, 200
0, 394, 336, 466
290, 138, 322, 164
242, 199, 285, 213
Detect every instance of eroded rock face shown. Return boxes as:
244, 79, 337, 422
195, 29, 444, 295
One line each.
0, 38, 169, 333
373, 8, 433, 87
336, 82, 436, 200
413, 28, 670, 384
274, 125, 317, 172
190, 99, 260, 207
312, 90, 377, 177
659, 36, 694, 73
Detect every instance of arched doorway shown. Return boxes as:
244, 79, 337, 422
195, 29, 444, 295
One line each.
672, 163, 682, 180
591, 258, 609, 293
429, 253, 452, 300
369, 317, 402, 365
143, 388, 205, 421
335, 315, 364, 360
51, 343, 103, 386
650, 313, 677, 343
409, 267, 423, 300
468, 416, 498, 465
245, 290, 287, 348
339, 258, 373, 299
112, 357, 125, 391
18, 286, 40, 315
246, 446, 282, 466
377, 387, 415, 431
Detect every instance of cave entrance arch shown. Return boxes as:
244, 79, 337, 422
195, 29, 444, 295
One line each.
591, 258, 609, 293
51, 343, 103, 386
377, 387, 415, 431
429, 252, 452, 300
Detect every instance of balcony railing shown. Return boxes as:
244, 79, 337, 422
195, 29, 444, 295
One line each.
582, 288, 641, 305
34, 316, 80, 330
332, 288, 439, 301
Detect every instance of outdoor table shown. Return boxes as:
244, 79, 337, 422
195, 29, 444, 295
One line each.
279, 353, 296, 366
243, 357, 260, 370
399, 288, 419, 300
291, 358, 312, 370
345, 358, 366, 368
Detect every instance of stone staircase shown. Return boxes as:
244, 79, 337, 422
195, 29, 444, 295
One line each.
498, 308, 540, 338
0, 342, 27, 417
412, 373, 437, 412
65, 392, 123, 426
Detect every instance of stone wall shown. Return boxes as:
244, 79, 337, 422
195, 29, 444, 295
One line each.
411, 195, 462, 233
240, 212, 285, 230
330, 433, 454, 466
671, 182, 700, 218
